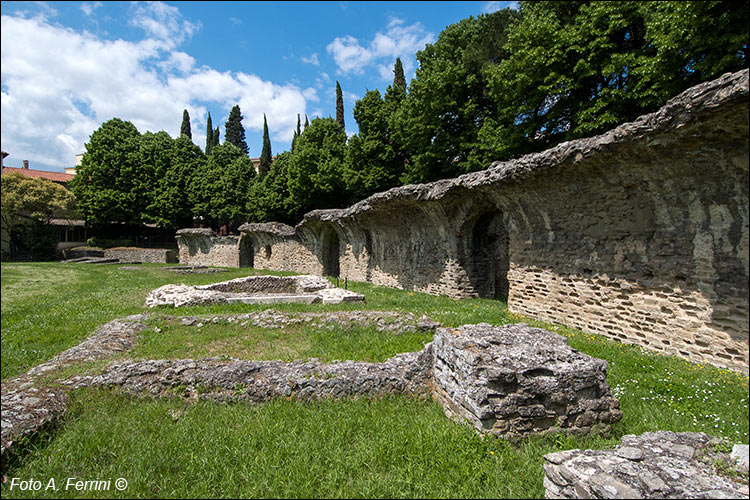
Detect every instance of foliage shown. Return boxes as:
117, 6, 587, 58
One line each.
1, 172, 77, 260
69, 118, 144, 225
205, 112, 214, 155
180, 109, 192, 139
286, 118, 348, 217
190, 143, 255, 229
392, 8, 520, 183
224, 104, 249, 155
481, 0, 749, 160
393, 57, 407, 91
148, 135, 206, 228
246, 151, 295, 224
259, 113, 272, 177
291, 114, 301, 152
335, 81, 345, 129
343, 89, 403, 201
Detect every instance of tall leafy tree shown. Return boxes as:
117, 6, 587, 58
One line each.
391, 8, 520, 183
286, 117, 348, 218
304, 114, 309, 130
247, 151, 295, 224
225, 104, 249, 155
213, 126, 220, 149
205, 112, 214, 155
344, 89, 403, 201
190, 143, 255, 230
1, 173, 77, 259
148, 135, 206, 228
259, 113, 272, 177
482, 1, 748, 159
180, 109, 192, 139
335, 81, 345, 129
70, 118, 144, 225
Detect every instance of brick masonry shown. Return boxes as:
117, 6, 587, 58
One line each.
177, 70, 749, 373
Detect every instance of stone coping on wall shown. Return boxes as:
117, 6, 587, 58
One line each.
299, 69, 748, 226
238, 222, 296, 236
543, 431, 749, 498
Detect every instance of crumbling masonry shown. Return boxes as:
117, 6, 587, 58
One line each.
177, 70, 749, 373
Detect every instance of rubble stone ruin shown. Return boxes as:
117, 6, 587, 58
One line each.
177, 70, 749, 373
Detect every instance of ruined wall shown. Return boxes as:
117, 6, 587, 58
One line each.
175, 229, 240, 268
179, 70, 749, 372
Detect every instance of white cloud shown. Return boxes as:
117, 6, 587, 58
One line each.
80, 2, 102, 17
301, 53, 320, 66
326, 17, 434, 79
0, 12, 313, 170
128, 1, 200, 49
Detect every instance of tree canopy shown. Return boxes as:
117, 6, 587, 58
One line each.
225, 105, 249, 155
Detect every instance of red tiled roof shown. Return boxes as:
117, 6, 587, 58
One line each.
1, 166, 74, 183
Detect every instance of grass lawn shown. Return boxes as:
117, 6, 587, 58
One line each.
1, 262, 748, 498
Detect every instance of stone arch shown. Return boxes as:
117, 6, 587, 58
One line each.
238, 234, 254, 268
464, 210, 509, 300
320, 226, 340, 277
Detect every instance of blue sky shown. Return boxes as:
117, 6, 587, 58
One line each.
1, 1, 517, 172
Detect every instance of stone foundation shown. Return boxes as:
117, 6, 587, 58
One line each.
543, 431, 749, 498
432, 323, 622, 439
144, 275, 365, 307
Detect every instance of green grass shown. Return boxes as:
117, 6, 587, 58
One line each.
134, 319, 434, 363
1, 262, 748, 498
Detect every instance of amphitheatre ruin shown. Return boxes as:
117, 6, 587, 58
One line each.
2, 69, 748, 498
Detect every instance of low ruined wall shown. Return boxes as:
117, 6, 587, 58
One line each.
104, 247, 177, 263
176, 228, 240, 268
179, 70, 749, 372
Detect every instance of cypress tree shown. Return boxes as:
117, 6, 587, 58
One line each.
335, 81, 345, 129
259, 113, 272, 177
213, 127, 220, 148
304, 114, 309, 130
181, 109, 192, 139
393, 57, 406, 91
225, 104, 249, 155
205, 112, 214, 154
291, 114, 301, 152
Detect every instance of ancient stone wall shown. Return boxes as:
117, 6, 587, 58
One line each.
176, 228, 241, 268
103, 247, 177, 263
177, 70, 749, 372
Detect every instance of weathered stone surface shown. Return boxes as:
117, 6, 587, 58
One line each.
159, 309, 442, 333
144, 275, 365, 307
732, 444, 749, 473
432, 323, 622, 439
1, 315, 147, 467
88, 345, 433, 402
543, 431, 749, 499
104, 247, 178, 263
176, 229, 241, 267
180, 70, 748, 372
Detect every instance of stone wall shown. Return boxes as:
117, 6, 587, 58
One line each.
176, 228, 240, 268
103, 247, 177, 263
177, 70, 749, 372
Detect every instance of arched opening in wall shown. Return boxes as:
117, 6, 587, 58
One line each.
239, 235, 254, 268
320, 228, 340, 277
468, 211, 509, 300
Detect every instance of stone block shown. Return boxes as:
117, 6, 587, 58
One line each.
543, 431, 749, 498
432, 323, 622, 439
